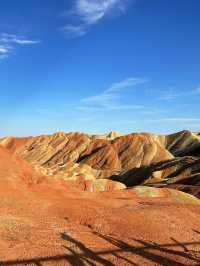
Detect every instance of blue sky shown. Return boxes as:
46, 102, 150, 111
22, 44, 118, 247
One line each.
0, 0, 200, 136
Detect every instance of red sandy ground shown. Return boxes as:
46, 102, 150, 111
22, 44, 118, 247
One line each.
0, 146, 200, 265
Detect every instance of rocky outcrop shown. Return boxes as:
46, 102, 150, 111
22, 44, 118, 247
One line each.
0, 136, 32, 152
1, 130, 200, 197
62, 176, 126, 192
1, 131, 200, 264
165, 184, 200, 200
130, 186, 200, 205
91, 131, 123, 140
0, 137, 126, 193
112, 156, 200, 187
80, 133, 173, 173
1, 132, 173, 180
159, 130, 200, 156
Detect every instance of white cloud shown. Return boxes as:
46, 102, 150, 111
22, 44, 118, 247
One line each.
76, 0, 127, 24
14, 39, 40, 45
0, 43, 11, 58
158, 85, 200, 101
0, 46, 9, 54
0, 33, 40, 59
157, 87, 179, 101
79, 77, 146, 111
62, 0, 131, 38
0, 33, 40, 45
82, 91, 119, 105
106, 77, 147, 93
62, 24, 87, 38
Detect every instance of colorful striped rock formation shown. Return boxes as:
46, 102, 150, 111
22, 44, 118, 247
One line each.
1, 130, 200, 198
0, 133, 200, 265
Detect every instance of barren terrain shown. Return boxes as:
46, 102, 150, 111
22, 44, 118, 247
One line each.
0, 131, 200, 265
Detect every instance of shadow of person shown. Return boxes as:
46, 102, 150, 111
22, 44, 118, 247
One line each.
193, 229, 200, 235
61, 233, 115, 266
93, 231, 200, 266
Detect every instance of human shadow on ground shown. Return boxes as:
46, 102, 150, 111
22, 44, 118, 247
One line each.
193, 229, 200, 235
92, 231, 200, 266
0, 231, 200, 265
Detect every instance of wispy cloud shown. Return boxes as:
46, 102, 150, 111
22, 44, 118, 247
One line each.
61, 25, 87, 38
62, 0, 131, 38
0, 33, 40, 45
157, 87, 180, 101
75, 0, 129, 24
0, 45, 10, 59
79, 77, 147, 111
0, 46, 9, 54
158, 85, 200, 101
106, 77, 146, 93
0, 33, 40, 59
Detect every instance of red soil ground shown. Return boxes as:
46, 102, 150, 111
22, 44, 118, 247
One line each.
0, 146, 200, 265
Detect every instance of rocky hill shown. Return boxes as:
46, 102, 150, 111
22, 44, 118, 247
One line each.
0, 131, 200, 264
0, 131, 172, 177
159, 130, 200, 156
1, 130, 200, 197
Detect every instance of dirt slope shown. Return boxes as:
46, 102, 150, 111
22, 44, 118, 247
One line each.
0, 178, 200, 265
0, 137, 200, 265
0, 146, 43, 186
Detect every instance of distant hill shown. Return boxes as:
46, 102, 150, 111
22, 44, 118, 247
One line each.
1, 129, 200, 198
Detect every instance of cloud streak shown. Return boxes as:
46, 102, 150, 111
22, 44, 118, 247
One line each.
62, 0, 131, 38
157, 85, 200, 101
0, 33, 40, 59
79, 77, 147, 111
0, 45, 10, 59
157, 88, 179, 101
61, 24, 87, 38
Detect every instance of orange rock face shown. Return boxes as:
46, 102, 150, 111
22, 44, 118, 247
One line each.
159, 130, 200, 156
0, 132, 200, 264
1, 130, 200, 196
0, 132, 173, 178
0, 146, 43, 186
